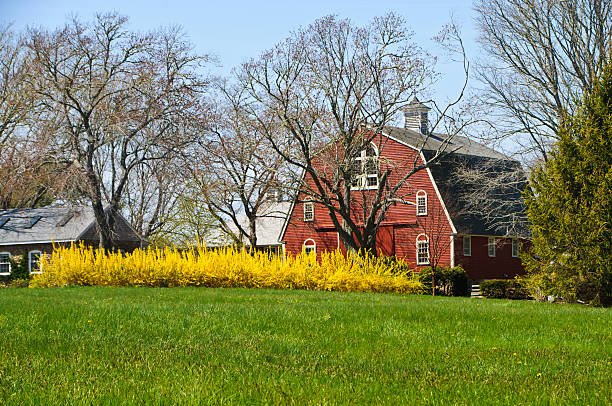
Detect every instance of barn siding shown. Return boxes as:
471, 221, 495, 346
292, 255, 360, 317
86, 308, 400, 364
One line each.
454, 236, 529, 280
282, 133, 529, 279
282, 134, 454, 268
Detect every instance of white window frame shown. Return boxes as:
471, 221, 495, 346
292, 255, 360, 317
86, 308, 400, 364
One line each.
350, 143, 379, 190
0, 252, 11, 275
303, 201, 314, 222
29, 250, 43, 274
512, 238, 519, 258
416, 234, 430, 265
488, 238, 496, 258
303, 239, 316, 255
416, 190, 428, 216
463, 236, 471, 256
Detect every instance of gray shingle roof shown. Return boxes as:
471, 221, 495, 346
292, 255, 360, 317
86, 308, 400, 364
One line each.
0, 206, 145, 245
0, 206, 96, 245
385, 127, 508, 160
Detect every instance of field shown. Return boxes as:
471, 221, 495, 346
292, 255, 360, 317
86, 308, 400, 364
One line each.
0, 288, 610, 405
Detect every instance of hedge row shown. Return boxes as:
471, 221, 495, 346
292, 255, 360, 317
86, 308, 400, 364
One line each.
480, 279, 530, 300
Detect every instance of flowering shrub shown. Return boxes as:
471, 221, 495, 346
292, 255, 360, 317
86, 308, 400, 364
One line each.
30, 244, 424, 294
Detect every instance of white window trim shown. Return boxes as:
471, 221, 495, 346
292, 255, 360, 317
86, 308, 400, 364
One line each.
512, 238, 519, 258
29, 250, 43, 274
350, 143, 379, 190
0, 252, 11, 275
416, 190, 428, 216
488, 238, 496, 258
303, 201, 314, 222
463, 236, 471, 256
303, 239, 316, 255
416, 233, 430, 265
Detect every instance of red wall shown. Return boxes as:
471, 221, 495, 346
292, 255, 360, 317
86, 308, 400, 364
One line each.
282, 133, 528, 279
453, 236, 529, 280
282, 134, 454, 269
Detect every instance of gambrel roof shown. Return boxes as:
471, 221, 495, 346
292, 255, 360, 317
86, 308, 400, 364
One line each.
385, 126, 529, 237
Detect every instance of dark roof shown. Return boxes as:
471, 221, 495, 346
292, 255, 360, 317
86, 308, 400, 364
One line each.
0, 206, 144, 245
385, 126, 530, 237
385, 126, 508, 160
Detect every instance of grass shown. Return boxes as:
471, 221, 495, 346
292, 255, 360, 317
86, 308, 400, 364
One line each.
0, 288, 610, 405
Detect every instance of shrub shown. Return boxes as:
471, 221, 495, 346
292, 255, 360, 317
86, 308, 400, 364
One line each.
30, 245, 424, 295
480, 279, 530, 300
8, 278, 30, 288
0, 254, 30, 284
416, 266, 469, 297
9, 254, 30, 280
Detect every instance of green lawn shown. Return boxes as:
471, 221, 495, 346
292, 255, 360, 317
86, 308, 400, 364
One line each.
0, 288, 610, 405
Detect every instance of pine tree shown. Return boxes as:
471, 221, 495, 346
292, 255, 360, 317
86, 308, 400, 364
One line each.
524, 62, 612, 306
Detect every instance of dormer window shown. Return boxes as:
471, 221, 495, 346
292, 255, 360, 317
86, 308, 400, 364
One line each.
351, 143, 379, 189
303, 201, 314, 222
416, 190, 427, 216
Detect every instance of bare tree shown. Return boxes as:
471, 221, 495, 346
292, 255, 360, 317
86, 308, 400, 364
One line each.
474, 0, 611, 162
122, 157, 187, 241
0, 25, 68, 209
189, 86, 289, 250
239, 14, 470, 255
25, 13, 212, 249
0, 25, 32, 148
454, 0, 610, 236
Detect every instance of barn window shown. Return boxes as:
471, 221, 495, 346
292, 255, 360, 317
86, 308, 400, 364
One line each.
416, 190, 428, 216
512, 238, 519, 257
0, 252, 11, 275
303, 239, 316, 255
351, 143, 379, 189
463, 236, 471, 256
416, 234, 430, 265
29, 251, 42, 274
488, 238, 496, 257
303, 201, 314, 222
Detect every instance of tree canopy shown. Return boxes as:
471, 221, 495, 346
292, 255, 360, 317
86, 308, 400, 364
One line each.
524, 61, 612, 306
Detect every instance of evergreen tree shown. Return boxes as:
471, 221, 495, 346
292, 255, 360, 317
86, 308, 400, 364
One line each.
524, 62, 612, 306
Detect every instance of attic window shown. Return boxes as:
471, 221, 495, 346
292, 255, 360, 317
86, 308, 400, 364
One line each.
56, 212, 74, 227
0, 217, 8, 228
25, 216, 42, 229
350, 143, 379, 190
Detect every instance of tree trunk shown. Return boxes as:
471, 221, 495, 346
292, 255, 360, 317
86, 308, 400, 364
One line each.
248, 216, 257, 255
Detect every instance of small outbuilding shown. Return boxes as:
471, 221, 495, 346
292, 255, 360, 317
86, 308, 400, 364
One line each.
0, 206, 146, 275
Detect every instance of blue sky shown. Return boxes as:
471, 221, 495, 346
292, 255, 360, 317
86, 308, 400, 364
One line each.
1, 0, 479, 102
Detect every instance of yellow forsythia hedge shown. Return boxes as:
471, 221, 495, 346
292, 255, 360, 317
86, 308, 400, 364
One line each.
30, 244, 424, 294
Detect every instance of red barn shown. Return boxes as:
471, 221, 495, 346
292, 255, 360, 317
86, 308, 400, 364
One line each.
280, 100, 529, 281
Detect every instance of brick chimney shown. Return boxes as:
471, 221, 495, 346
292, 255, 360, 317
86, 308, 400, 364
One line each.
402, 97, 430, 134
